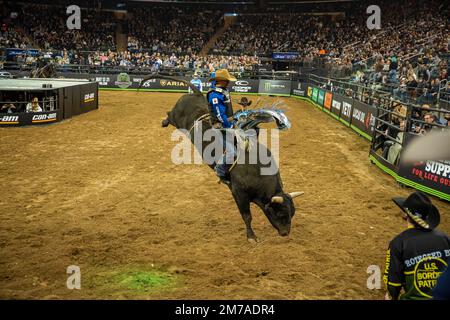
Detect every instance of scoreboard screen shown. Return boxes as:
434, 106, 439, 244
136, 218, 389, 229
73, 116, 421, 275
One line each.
272, 52, 300, 60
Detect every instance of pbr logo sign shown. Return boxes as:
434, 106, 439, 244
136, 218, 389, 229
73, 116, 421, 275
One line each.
115, 73, 132, 89
0, 115, 19, 125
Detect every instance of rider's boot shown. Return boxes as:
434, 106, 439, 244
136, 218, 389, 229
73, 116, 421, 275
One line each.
215, 164, 231, 185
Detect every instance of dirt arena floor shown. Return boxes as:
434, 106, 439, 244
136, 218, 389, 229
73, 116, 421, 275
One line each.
0, 91, 449, 300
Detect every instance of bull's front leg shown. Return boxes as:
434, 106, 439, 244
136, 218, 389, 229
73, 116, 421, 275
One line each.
232, 193, 257, 243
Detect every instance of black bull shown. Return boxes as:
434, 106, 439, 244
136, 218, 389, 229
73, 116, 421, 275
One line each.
140, 75, 303, 242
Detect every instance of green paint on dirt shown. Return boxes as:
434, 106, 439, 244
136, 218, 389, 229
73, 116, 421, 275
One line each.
114, 270, 176, 291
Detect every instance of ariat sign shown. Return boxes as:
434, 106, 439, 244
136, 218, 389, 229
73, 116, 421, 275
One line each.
160, 80, 187, 87
32, 113, 57, 123
0, 115, 19, 124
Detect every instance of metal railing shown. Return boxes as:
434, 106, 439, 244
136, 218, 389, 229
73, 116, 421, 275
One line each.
0, 97, 58, 113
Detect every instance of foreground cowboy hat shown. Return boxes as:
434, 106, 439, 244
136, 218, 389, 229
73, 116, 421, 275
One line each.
392, 191, 440, 230
237, 97, 252, 107
209, 69, 237, 82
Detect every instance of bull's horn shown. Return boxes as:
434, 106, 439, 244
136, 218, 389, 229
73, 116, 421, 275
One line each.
271, 196, 284, 204
289, 192, 304, 198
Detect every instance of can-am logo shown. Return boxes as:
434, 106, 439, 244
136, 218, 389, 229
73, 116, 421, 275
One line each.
84, 93, 95, 102
32, 113, 57, 122
0, 115, 19, 124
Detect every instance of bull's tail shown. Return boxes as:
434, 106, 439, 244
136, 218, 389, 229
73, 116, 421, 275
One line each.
139, 73, 203, 95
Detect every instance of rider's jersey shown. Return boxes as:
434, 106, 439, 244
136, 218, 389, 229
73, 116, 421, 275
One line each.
207, 87, 233, 128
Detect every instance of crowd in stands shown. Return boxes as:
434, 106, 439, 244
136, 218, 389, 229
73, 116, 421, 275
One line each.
0, 1, 448, 89
1, 2, 116, 51
43, 50, 260, 73
127, 6, 222, 54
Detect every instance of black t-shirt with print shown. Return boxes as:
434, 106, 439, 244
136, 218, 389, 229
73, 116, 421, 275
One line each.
384, 228, 450, 300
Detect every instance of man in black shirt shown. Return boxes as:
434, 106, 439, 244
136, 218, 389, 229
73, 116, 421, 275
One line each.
383, 191, 450, 300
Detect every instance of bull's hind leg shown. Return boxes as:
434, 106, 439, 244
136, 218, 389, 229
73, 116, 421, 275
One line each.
232, 193, 257, 243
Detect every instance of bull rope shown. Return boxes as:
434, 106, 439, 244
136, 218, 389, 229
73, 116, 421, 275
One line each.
189, 114, 250, 176
188, 113, 211, 135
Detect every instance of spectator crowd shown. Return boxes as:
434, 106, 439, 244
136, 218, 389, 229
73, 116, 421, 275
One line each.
0, 0, 448, 87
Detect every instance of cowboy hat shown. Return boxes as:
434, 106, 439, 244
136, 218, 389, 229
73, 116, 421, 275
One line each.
392, 191, 440, 230
209, 69, 237, 82
237, 97, 252, 107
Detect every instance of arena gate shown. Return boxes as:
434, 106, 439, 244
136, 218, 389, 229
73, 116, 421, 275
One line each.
0, 78, 98, 126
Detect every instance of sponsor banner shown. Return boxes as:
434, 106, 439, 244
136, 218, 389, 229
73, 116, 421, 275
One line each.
331, 97, 342, 118
258, 80, 292, 96
89, 73, 259, 93
140, 77, 189, 91
79, 82, 99, 113
230, 79, 259, 94
340, 96, 353, 126
350, 100, 377, 138
324, 92, 333, 111
0, 114, 20, 125
399, 146, 450, 198
0, 111, 62, 126
31, 112, 58, 124
317, 89, 325, 106
307, 86, 313, 98
291, 82, 307, 97
312, 87, 319, 102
